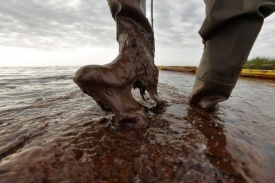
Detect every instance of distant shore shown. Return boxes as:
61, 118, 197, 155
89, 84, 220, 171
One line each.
158, 66, 275, 79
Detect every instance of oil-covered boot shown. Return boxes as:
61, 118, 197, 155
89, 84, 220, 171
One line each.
73, 0, 165, 127
189, 0, 275, 111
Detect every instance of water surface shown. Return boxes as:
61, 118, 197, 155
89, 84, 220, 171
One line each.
0, 67, 274, 182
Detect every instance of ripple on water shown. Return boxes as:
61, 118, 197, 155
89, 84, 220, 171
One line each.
0, 71, 275, 183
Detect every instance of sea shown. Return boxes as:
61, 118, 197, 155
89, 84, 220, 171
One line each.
0, 66, 275, 183
0, 67, 77, 111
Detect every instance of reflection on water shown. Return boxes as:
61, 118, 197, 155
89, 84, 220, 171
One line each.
0, 68, 275, 182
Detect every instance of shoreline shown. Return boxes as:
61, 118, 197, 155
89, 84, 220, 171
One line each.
158, 66, 275, 79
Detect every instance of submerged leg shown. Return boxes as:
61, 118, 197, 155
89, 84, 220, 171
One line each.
189, 0, 275, 111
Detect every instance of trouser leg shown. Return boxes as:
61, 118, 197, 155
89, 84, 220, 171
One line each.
189, 0, 275, 111
74, 0, 164, 127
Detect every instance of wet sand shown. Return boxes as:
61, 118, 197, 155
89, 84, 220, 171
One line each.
0, 71, 275, 183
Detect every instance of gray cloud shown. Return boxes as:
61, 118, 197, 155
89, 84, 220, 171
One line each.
0, 0, 274, 53
153, 0, 205, 48
253, 15, 275, 49
0, 0, 116, 50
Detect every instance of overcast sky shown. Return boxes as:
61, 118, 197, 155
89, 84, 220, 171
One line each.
0, 0, 274, 67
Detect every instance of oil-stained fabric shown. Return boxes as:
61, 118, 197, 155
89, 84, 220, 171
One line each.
189, 0, 275, 111
197, 0, 275, 87
200, 0, 275, 41
73, 0, 164, 127
107, 0, 154, 57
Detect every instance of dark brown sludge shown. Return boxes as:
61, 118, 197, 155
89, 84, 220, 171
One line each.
189, 0, 275, 111
73, 0, 165, 127
1, 77, 275, 183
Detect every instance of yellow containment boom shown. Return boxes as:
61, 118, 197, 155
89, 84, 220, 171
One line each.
158, 66, 275, 79
241, 69, 275, 79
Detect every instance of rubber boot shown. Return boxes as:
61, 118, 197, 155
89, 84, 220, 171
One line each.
73, 0, 165, 127
189, 0, 275, 111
